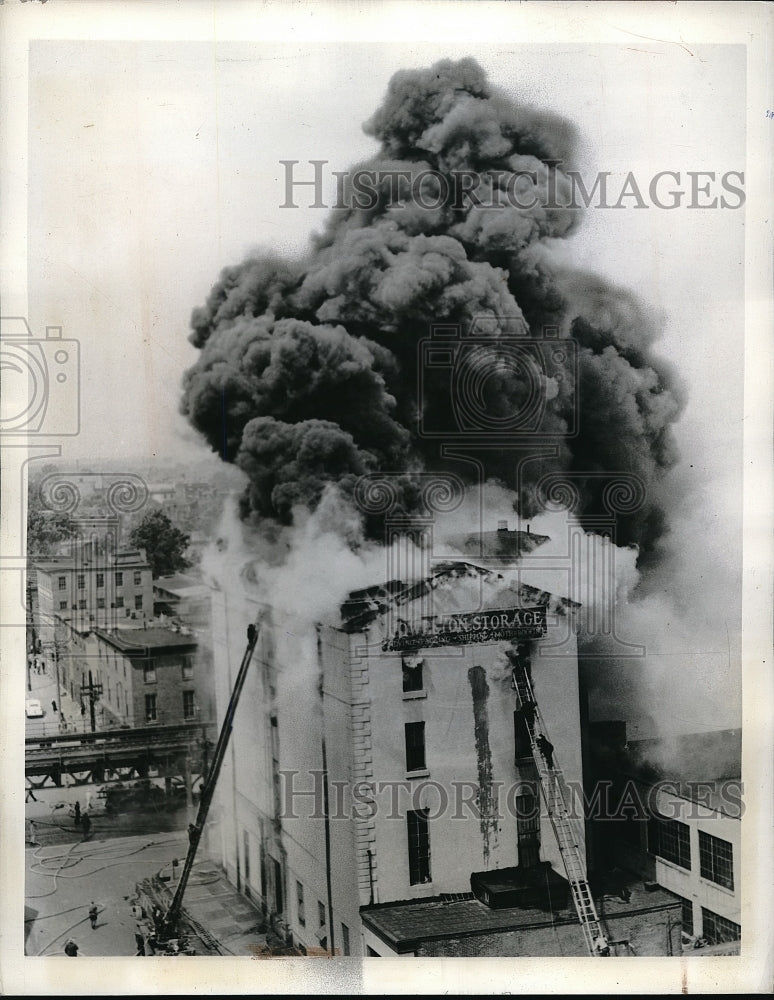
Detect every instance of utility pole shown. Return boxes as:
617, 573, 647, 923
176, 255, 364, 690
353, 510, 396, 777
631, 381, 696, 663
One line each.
80, 670, 103, 733
53, 645, 64, 729
26, 579, 35, 692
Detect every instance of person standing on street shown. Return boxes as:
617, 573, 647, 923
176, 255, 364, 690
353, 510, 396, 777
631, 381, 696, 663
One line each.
88, 902, 98, 929
64, 940, 79, 956
74, 801, 81, 826
51, 699, 57, 715
81, 812, 91, 840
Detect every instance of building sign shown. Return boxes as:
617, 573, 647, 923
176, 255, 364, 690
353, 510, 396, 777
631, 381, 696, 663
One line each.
382, 607, 548, 652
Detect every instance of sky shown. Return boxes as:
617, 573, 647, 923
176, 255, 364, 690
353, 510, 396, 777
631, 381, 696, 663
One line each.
26, 39, 745, 488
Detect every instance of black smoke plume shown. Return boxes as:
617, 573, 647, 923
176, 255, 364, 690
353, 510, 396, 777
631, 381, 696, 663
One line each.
181, 57, 683, 556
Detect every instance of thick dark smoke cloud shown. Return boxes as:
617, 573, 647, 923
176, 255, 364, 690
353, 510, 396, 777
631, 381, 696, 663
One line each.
181, 57, 683, 554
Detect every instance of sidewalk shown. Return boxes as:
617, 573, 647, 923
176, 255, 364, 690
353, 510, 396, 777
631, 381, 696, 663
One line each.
171, 862, 269, 956
26, 653, 93, 737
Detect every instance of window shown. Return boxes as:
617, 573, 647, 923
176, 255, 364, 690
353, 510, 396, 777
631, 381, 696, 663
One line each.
318, 900, 327, 928
58, 576, 66, 590
407, 807, 431, 885
673, 894, 694, 936
402, 656, 424, 692
77, 574, 85, 590
78, 599, 87, 610
296, 881, 305, 927
134, 570, 142, 586
59, 601, 68, 610
97, 597, 105, 609
649, 815, 691, 869
698, 831, 734, 890
273, 858, 284, 913
242, 829, 251, 898
135, 594, 143, 610
701, 907, 741, 945
341, 923, 350, 956
115, 571, 123, 586
144, 662, 156, 683
96, 572, 104, 588
405, 721, 426, 772
182, 658, 194, 680
183, 691, 195, 719
145, 693, 157, 722
116, 596, 124, 609
513, 709, 532, 759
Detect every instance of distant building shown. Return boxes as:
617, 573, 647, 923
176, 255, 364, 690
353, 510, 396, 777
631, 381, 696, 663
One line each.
34, 545, 153, 646
153, 573, 212, 631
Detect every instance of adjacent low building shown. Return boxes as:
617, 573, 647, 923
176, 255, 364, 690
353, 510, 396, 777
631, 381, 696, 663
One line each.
587, 724, 742, 954
55, 619, 214, 729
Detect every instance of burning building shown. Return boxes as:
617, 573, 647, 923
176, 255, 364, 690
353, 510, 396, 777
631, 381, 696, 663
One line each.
201, 531, 682, 957
178, 57, 692, 956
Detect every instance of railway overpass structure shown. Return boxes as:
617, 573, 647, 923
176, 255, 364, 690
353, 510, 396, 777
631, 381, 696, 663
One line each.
25, 722, 217, 792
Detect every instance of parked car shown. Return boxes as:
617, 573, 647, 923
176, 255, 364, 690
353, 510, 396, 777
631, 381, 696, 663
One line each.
25, 699, 44, 718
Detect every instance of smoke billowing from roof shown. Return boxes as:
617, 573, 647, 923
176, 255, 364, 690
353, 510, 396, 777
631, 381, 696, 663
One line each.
181, 57, 683, 556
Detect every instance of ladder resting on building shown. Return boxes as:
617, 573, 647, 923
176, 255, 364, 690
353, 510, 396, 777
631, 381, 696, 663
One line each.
512, 663, 610, 957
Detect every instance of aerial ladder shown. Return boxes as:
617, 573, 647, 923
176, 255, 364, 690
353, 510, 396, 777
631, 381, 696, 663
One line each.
512, 662, 610, 957
160, 621, 261, 938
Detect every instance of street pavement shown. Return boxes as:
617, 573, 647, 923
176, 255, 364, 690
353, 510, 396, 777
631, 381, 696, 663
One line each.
25, 831, 189, 956
25, 651, 95, 740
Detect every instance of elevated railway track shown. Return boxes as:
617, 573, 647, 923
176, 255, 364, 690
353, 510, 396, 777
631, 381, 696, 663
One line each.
25, 722, 217, 789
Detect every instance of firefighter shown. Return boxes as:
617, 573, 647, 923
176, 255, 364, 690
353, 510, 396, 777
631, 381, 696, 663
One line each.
535, 733, 555, 769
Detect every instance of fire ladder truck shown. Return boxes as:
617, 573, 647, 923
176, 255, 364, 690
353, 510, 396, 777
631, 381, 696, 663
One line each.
512, 661, 610, 957
158, 621, 261, 941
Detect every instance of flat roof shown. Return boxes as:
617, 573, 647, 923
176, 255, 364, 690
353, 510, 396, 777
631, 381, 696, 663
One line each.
93, 627, 197, 655
154, 573, 209, 597
361, 882, 680, 953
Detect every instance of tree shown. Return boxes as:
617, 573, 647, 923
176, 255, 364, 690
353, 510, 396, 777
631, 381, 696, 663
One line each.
26, 490, 76, 557
129, 509, 191, 579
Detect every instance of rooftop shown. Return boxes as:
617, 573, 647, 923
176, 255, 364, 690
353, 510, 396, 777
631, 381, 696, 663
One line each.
34, 546, 149, 572
589, 725, 742, 817
153, 572, 209, 598
361, 878, 680, 954
340, 560, 578, 633
450, 526, 550, 560
93, 626, 197, 655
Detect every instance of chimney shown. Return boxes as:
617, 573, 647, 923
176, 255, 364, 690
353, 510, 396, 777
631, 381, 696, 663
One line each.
497, 520, 508, 532
527, 524, 531, 535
